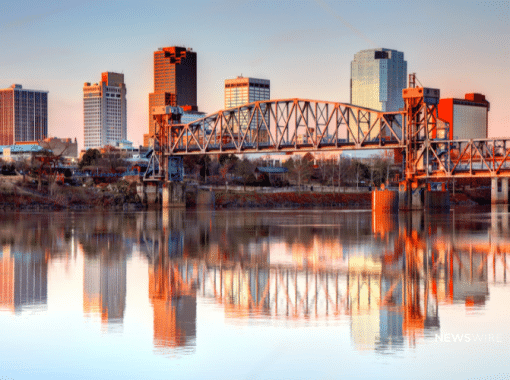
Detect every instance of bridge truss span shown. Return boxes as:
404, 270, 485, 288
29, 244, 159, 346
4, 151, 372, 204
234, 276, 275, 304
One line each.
148, 90, 506, 183
166, 99, 405, 155
413, 138, 510, 179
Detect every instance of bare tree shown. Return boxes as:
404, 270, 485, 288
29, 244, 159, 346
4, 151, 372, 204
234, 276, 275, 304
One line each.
234, 158, 255, 191
285, 153, 314, 192
31, 139, 73, 194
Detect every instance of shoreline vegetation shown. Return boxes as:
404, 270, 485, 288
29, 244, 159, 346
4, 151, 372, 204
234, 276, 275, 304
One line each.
1, 174, 478, 211
0, 175, 143, 211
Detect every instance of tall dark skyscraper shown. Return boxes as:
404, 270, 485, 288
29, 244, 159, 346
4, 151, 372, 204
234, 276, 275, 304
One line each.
145, 46, 197, 147
0, 84, 48, 146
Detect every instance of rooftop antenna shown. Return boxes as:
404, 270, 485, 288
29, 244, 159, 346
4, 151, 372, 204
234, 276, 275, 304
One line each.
409, 73, 424, 88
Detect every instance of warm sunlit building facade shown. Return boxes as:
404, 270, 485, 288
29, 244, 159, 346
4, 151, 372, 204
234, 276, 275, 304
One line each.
0, 84, 48, 146
224, 76, 270, 135
224, 76, 270, 109
145, 46, 197, 147
83, 72, 127, 150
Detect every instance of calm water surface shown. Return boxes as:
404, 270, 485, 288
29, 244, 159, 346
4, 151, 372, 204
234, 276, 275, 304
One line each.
1, 206, 510, 379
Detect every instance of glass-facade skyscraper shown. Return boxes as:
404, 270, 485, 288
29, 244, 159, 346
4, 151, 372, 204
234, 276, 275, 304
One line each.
0, 84, 48, 146
350, 48, 407, 140
83, 72, 127, 150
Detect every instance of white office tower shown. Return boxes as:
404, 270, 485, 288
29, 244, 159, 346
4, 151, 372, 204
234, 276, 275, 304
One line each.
83, 72, 127, 150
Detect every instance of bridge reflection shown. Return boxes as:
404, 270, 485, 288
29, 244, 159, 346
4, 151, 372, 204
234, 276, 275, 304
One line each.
141, 208, 509, 351
0, 209, 509, 354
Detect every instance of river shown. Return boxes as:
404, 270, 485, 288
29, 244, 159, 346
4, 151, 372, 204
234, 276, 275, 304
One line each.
1, 206, 509, 379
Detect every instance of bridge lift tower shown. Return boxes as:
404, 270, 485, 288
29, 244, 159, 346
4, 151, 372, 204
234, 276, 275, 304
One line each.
399, 74, 448, 210
143, 106, 185, 207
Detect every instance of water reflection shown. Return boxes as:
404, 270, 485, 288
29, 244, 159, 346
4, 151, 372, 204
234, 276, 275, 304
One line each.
0, 245, 47, 313
0, 207, 510, 358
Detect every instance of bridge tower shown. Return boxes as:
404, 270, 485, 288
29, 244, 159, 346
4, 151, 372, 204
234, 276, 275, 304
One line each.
143, 106, 186, 208
399, 83, 449, 210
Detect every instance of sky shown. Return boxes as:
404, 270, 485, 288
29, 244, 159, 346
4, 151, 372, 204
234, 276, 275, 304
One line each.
1, 0, 509, 151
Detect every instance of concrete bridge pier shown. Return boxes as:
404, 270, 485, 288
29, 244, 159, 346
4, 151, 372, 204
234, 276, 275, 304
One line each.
396, 182, 450, 211
398, 181, 423, 210
162, 181, 186, 208
491, 177, 509, 204
137, 182, 160, 206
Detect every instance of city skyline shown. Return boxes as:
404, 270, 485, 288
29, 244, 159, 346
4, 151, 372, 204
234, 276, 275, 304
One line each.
1, 1, 508, 151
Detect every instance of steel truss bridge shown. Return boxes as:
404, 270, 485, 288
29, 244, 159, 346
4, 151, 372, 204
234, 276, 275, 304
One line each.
148, 88, 510, 182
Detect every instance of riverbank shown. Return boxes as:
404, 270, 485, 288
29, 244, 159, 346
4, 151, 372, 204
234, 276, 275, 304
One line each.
0, 175, 144, 210
1, 175, 480, 210
212, 191, 372, 209
210, 191, 477, 209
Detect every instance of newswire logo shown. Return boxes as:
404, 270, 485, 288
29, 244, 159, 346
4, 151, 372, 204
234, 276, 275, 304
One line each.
435, 333, 504, 343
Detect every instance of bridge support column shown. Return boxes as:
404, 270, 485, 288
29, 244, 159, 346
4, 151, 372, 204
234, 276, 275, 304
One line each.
137, 182, 159, 206
399, 181, 423, 210
424, 183, 450, 212
491, 177, 509, 204
162, 181, 186, 208
398, 181, 449, 211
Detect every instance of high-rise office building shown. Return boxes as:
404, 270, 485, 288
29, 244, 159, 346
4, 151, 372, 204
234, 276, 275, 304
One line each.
350, 48, 407, 140
145, 46, 197, 147
224, 76, 270, 134
0, 84, 48, 146
83, 72, 127, 150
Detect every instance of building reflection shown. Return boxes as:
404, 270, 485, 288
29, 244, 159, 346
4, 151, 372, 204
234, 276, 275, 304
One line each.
83, 255, 126, 324
148, 252, 196, 351
142, 209, 197, 352
0, 245, 48, 313
80, 214, 133, 326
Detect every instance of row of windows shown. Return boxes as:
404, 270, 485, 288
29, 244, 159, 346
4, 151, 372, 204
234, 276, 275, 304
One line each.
225, 83, 269, 89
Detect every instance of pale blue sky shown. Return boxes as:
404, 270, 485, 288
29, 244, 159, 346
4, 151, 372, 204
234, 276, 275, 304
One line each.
1, 0, 508, 150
